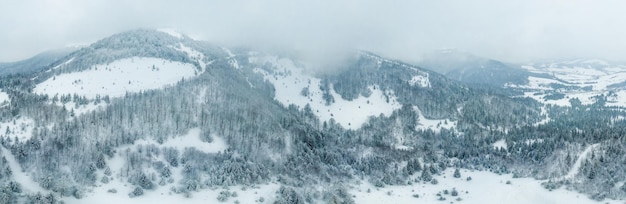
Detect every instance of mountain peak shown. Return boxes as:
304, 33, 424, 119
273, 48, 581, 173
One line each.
156, 28, 185, 39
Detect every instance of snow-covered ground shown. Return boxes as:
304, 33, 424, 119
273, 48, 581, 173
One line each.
560, 143, 600, 181
133, 128, 227, 154
0, 89, 9, 107
64, 127, 236, 204
48, 57, 75, 72
173, 43, 209, 72
413, 106, 456, 132
66, 182, 280, 204
57, 101, 108, 117
1, 147, 50, 194
0, 116, 35, 142
534, 106, 551, 126
492, 139, 507, 150
34, 57, 198, 99
251, 56, 402, 129
409, 74, 431, 88
65, 167, 622, 204
512, 61, 626, 107
351, 168, 621, 204
606, 90, 626, 107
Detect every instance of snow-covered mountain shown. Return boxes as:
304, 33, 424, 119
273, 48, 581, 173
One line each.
506, 59, 626, 107
0, 47, 76, 76
417, 49, 539, 88
0, 29, 624, 204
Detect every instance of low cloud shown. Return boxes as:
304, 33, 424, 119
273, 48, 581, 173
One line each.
2, 0, 626, 64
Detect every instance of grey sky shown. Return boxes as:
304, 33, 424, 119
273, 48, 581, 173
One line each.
1, 0, 626, 63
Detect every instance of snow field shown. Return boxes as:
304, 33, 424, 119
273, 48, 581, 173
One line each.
409, 74, 431, 87
518, 62, 626, 107
58, 101, 108, 117
351, 168, 620, 204
174, 43, 208, 72
0, 147, 50, 195
48, 57, 75, 72
252, 56, 402, 129
0, 89, 9, 106
0, 116, 35, 142
133, 128, 228, 154
34, 57, 198, 99
492, 139, 507, 150
560, 144, 600, 181
66, 127, 238, 204
413, 106, 456, 132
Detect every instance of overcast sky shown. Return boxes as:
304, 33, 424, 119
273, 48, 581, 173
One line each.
1, 0, 626, 63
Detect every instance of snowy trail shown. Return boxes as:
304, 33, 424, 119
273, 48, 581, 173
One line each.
562, 143, 599, 180
0, 147, 48, 193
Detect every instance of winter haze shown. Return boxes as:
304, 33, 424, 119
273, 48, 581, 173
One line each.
4, 0, 626, 204
2, 0, 626, 64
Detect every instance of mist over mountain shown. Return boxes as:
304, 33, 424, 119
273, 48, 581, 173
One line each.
416, 49, 542, 89
0, 29, 625, 204
0, 47, 77, 76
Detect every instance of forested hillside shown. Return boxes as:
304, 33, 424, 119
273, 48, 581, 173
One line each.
0, 29, 624, 203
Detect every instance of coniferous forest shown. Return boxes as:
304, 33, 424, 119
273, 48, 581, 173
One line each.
0, 30, 625, 203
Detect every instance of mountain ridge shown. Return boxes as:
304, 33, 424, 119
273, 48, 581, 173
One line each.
0, 29, 623, 203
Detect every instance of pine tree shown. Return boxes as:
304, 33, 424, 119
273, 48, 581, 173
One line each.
421, 166, 432, 182
453, 168, 461, 178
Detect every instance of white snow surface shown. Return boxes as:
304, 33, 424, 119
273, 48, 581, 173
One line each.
251, 55, 402, 129
174, 43, 207, 72
351, 168, 620, 204
134, 128, 227, 153
0, 116, 35, 142
513, 62, 626, 107
64, 127, 238, 204
606, 90, 626, 107
59, 101, 108, 117
34, 57, 197, 99
492, 139, 507, 150
561, 143, 600, 181
67, 182, 279, 204
1, 147, 50, 194
409, 74, 431, 88
48, 57, 75, 72
67, 167, 620, 204
0, 89, 9, 106
413, 106, 456, 132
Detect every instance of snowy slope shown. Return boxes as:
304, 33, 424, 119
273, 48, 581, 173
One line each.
1, 147, 50, 194
0, 89, 9, 106
0, 116, 35, 142
413, 106, 456, 132
57, 101, 108, 117
34, 57, 198, 99
173, 43, 209, 72
251, 55, 402, 129
133, 128, 227, 153
351, 168, 620, 204
560, 144, 600, 181
66, 182, 279, 204
48, 57, 75, 72
67, 167, 620, 204
64, 127, 236, 204
509, 60, 626, 107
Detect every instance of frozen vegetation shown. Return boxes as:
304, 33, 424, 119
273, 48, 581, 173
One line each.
252, 55, 401, 129
0, 29, 625, 204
